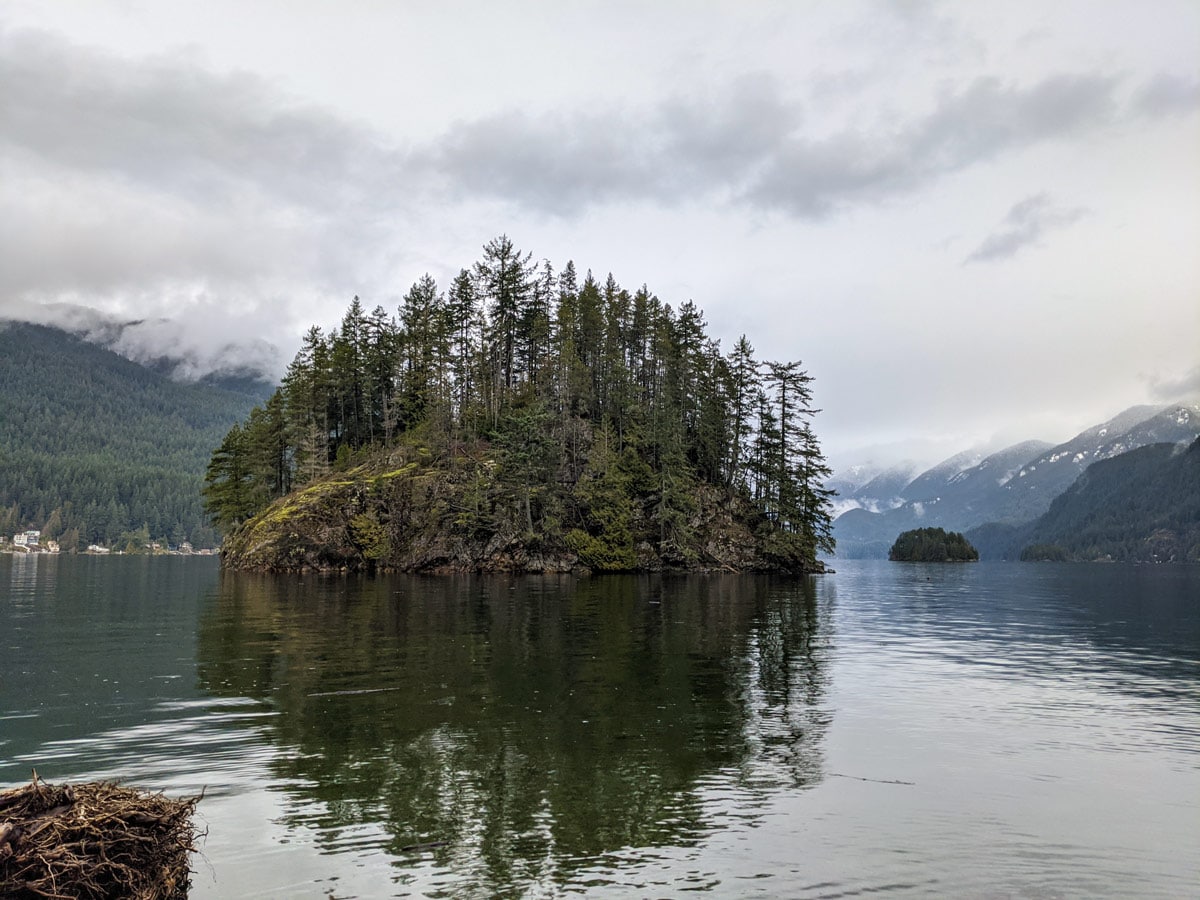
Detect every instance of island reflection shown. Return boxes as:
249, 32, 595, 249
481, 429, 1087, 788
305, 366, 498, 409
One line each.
197, 573, 832, 891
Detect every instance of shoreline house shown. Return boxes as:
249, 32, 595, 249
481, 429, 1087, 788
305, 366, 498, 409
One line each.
12, 530, 41, 548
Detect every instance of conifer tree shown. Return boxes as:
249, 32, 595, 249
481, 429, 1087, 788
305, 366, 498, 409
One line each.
332, 297, 369, 448
365, 304, 399, 442
446, 268, 480, 431
203, 424, 259, 529
399, 275, 442, 429
763, 360, 818, 534
475, 235, 533, 400
726, 335, 760, 488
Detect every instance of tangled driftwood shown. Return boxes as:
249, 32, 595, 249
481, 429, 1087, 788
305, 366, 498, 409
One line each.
0, 774, 201, 899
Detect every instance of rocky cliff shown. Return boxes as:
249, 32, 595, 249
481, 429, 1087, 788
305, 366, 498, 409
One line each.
220, 443, 826, 575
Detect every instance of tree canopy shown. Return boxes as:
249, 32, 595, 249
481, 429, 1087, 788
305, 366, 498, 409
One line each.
888, 527, 978, 562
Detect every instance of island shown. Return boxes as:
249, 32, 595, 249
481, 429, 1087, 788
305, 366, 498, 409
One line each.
206, 238, 837, 574
888, 527, 979, 562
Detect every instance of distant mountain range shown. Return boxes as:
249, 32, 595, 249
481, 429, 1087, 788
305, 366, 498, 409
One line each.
831, 403, 1200, 559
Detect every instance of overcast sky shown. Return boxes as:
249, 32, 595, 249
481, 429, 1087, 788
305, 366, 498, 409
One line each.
2, 0, 1197, 468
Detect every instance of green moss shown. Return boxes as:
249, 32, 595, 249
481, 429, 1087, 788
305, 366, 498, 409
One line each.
349, 511, 390, 560
565, 527, 637, 572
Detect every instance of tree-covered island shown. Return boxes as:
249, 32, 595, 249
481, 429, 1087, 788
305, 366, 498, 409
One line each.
205, 236, 836, 573
889, 527, 979, 562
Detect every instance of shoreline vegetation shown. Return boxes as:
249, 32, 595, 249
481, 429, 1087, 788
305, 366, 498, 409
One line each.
207, 237, 836, 574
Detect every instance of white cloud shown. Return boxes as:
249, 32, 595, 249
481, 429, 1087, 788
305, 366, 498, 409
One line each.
0, 1, 1197, 465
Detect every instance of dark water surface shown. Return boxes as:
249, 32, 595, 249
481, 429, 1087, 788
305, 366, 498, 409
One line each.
2, 554, 1197, 897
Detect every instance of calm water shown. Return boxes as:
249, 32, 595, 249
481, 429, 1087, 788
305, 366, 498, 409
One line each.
1, 555, 1198, 898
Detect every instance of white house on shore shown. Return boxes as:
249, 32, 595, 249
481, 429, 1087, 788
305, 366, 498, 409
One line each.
12, 530, 41, 547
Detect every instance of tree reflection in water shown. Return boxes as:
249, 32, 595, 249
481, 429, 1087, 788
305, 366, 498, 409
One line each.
197, 573, 832, 894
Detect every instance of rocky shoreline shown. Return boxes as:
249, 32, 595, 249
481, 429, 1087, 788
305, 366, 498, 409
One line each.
220, 457, 828, 576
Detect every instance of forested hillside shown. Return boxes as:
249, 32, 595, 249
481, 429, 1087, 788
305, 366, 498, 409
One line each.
208, 236, 835, 573
1018, 439, 1200, 562
0, 322, 269, 549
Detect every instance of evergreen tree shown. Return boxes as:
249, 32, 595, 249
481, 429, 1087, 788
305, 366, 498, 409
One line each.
399, 275, 442, 429
446, 268, 480, 431
331, 297, 369, 448
283, 325, 332, 468
726, 336, 760, 488
763, 360, 817, 534
203, 424, 260, 530
494, 401, 555, 534
475, 234, 533, 401
365, 304, 399, 442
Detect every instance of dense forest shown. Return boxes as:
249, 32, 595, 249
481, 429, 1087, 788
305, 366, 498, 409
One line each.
206, 236, 835, 572
1017, 439, 1200, 563
0, 322, 269, 550
888, 527, 979, 562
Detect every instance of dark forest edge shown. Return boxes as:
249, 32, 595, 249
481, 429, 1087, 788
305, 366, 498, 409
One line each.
205, 236, 836, 573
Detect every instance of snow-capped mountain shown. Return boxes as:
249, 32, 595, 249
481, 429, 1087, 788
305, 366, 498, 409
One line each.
832, 403, 1200, 557
993, 404, 1200, 525
828, 462, 920, 516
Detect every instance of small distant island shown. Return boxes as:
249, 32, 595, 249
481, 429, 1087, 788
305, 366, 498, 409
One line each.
889, 527, 979, 562
205, 237, 837, 574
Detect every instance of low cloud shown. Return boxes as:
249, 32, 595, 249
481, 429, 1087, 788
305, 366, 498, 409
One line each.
1145, 365, 1200, 402
0, 28, 401, 215
744, 73, 1117, 217
0, 297, 288, 380
965, 193, 1088, 263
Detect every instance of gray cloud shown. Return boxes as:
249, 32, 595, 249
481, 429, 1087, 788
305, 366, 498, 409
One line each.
1146, 365, 1200, 402
719, 73, 1119, 215
0, 28, 399, 213
0, 26, 412, 303
421, 74, 804, 215
1, 16, 1195, 401
422, 109, 656, 213
1133, 73, 1200, 117
965, 193, 1088, 263
415, 70, 1182, 219
2, 22, 1185, 269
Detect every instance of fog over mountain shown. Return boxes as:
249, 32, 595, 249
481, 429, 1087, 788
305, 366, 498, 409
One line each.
2, 299, 283, 382
2, 2, 1197, 463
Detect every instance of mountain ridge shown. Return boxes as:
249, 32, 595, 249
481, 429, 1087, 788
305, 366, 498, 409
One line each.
974, 439, 1200, 563
831, 403, 1200, 558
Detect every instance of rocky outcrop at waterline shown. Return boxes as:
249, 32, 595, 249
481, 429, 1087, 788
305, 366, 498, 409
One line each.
219, 443, 828, 575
